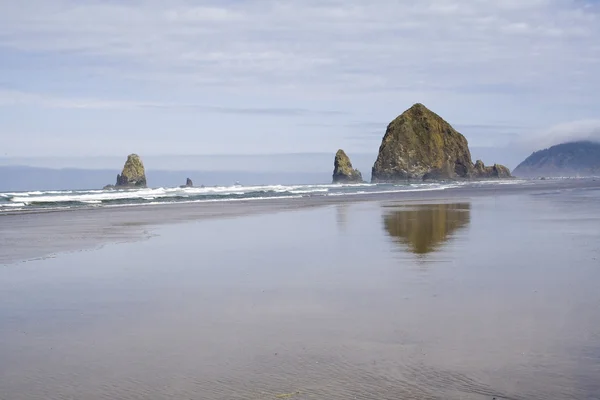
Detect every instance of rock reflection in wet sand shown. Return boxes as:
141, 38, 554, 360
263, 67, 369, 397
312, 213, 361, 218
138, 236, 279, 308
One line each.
382, 203, 471, 254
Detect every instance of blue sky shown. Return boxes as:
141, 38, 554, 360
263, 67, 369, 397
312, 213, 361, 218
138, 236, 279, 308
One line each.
1, 0, 599, 168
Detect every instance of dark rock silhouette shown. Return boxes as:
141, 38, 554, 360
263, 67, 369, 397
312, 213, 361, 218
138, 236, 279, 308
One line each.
180, 178, 193, 188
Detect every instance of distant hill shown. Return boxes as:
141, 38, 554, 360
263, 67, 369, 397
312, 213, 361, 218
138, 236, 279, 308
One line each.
513, 141, 600, 178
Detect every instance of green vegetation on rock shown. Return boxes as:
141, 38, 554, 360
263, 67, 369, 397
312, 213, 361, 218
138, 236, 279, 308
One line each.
116, 154, 147, 187
332, 149, 363, 183
371, 103, 511, 182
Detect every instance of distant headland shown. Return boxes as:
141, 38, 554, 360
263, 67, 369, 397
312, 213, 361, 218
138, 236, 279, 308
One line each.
513, 141, 600, 178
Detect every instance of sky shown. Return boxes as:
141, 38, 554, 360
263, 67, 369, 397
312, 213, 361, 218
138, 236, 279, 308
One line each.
1, 0, 599, 170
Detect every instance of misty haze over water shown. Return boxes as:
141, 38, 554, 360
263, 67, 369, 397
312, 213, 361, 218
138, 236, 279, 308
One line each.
0, 147, 530, 191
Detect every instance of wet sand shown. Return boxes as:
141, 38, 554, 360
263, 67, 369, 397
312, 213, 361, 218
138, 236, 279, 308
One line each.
1, 180, 600, 399
1, 178, 598, 265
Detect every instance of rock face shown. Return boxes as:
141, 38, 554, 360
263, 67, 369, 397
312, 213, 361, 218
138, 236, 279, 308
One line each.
371, 103, 511, 182
513, 141, 600, 178
115, 154, 147, 188
371, 103, 473, 181
474, 160, 512, 179
333, 149, 363, 183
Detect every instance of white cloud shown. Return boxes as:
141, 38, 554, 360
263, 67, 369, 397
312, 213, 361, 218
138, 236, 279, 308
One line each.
0, 0, 598, 93
518, 120, 600, 149
165, 6, 245, 22
0, 89, 344, 115
0, 0, 599, 157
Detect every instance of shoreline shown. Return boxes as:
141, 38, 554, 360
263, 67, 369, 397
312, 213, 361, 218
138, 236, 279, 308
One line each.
2, 177, 600, 399
0, 178, 598, 218
1, 179, 599, 265
2, 177, 598, 216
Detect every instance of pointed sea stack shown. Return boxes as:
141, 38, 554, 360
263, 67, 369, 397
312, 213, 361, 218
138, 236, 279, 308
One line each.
333, 149, 363, 183
371, 103, 511, 182
180, 178, 193, 188
115, 154, 147, 188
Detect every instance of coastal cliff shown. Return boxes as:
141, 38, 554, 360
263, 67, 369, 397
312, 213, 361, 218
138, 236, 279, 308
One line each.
371, 103, 511, 182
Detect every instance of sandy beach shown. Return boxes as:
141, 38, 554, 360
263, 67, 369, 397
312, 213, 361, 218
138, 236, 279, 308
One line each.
1, 180, 600, 399
3, 0, 600, 398
1, 178, 598, 265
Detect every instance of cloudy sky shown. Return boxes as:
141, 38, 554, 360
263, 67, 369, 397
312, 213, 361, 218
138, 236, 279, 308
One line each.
1, 0, 599, 168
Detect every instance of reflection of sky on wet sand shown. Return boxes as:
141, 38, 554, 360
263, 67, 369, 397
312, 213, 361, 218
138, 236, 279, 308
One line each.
382, 203, 471, 254
335, 204, 348, 232
1, 188, 600, 399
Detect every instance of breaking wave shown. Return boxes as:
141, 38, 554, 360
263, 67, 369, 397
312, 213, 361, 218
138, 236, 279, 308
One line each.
0, 180, 521, 213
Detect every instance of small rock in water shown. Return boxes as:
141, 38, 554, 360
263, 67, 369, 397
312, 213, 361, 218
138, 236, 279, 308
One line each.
180, 178, 193, 188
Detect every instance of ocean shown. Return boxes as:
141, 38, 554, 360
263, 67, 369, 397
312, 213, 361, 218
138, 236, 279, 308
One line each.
1, 178, 600, 399
0, 180, 524, 213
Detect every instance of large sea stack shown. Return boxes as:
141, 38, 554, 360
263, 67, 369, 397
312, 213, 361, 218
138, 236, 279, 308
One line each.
332, 149, 363, 183
115, 154, 147, 188
371, 103, 511, 182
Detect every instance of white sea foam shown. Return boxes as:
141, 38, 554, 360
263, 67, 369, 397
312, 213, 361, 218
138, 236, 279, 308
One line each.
1, 192, 27, 197
103, 194, 306, 208
0, 202, 26, 207
289, 188, 329, 194
5, 184, 353, 204
0, 180, 528, 210
472, 179, 527, 185
327, 184, 459, 196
